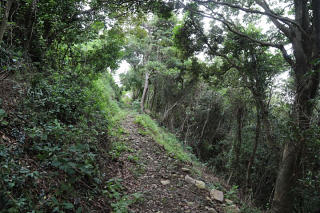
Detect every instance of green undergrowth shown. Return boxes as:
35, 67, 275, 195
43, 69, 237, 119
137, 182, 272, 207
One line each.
0, 70, 121, 212
104, 178, 143, 213
134, 114, 195, 163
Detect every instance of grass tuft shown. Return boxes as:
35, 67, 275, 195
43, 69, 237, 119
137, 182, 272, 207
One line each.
134, 114, 194, 162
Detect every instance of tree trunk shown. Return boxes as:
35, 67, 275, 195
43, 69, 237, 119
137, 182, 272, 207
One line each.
150, 84, 157, 112
271, 83, 312, 212
229, 105, 244, 184
246, 108, 261, 189
272, 1, 320, 211
140, 71, 149, 113
272, 141, 298, 213
23, 0, 37, 50
235, 106, 244, 165
272, 57, 318, 211
261, 102, 276, 148
272, 62, 319, 213
0, 0, 14, 43
200, 109, 210, 138
162, 101, 179, 123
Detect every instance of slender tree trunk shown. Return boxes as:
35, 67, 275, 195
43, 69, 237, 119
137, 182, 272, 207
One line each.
235, 106, 244, 165
0, 0, 14, 43
261, 103, 276, 148
229, 106, 244, 184
140, 71, 149, 113
23, 0, 37, 50
150, 84, 157, 112
246, 108, 261, 189
162, 101, 179, 123
200, 109, 210, 138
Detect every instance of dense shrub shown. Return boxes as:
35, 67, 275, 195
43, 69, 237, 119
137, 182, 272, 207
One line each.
0, 65, 119, 211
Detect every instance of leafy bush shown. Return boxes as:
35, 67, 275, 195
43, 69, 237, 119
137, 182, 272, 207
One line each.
0, 69, 120, 212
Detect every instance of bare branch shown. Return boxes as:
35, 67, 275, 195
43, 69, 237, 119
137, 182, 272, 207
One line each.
215, 15, 282, 48
180, 1, 286, 48
255, 0, 292, 39
193, 0, 308, 38
278, 45, 295, 68
180, 1, 295, 68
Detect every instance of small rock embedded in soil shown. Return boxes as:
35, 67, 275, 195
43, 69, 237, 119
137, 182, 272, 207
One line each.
185, 175, 206, 189
181, 167, 190, 172
210, 189, 224, 202
205, 206, 218, 213
160, 180, 170, 185
225, 199, 233, 204
185, 175, 196, 184
226, 205, 241, 213
186, 201, 195, 206
195, 180, 206, 189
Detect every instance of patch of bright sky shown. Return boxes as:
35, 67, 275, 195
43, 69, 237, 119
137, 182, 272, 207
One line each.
113, 60, 130, 85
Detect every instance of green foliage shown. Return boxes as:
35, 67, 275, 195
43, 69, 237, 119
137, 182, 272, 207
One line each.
1, 0, 319, 212
0, 48, 122, 211
120, 91, 133, 108
0, 103, 7, 126
105, 178, 144, 213
90, 74, 121, 121
172, 9, 206, 58
135, 114, 194, 162
239, 205, 263, 213
111, 192, 144, 213
109, 142, 134, 160
106, 178, 124, 200
225, 185, 239, 201
127, 154, 140, 163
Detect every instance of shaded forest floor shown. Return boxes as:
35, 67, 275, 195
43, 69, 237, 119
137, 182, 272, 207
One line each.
107, 114, 241, 213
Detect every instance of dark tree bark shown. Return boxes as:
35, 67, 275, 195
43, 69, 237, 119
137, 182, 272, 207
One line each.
246, 103, 261, 189
0, 0, 14, 43
235, 106, 244, 166
261, 105, 275, 148
23, 0, 37, 50
272, 1, 320, 212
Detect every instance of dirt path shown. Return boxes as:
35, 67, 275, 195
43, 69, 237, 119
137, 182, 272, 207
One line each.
109, 115, 228, 213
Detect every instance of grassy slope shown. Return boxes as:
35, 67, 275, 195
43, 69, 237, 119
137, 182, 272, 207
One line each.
134, 114, 195, 163
0, 72, 122, 212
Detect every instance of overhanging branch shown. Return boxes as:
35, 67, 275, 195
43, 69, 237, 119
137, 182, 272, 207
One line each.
180, 1, 295, 68
192, 0, 308, 38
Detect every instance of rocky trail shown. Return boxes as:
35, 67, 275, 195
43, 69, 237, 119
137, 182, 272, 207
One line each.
107, 115, 241, 213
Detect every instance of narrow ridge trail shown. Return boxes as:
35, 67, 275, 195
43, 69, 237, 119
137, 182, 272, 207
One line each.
108, 114, 231, 213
